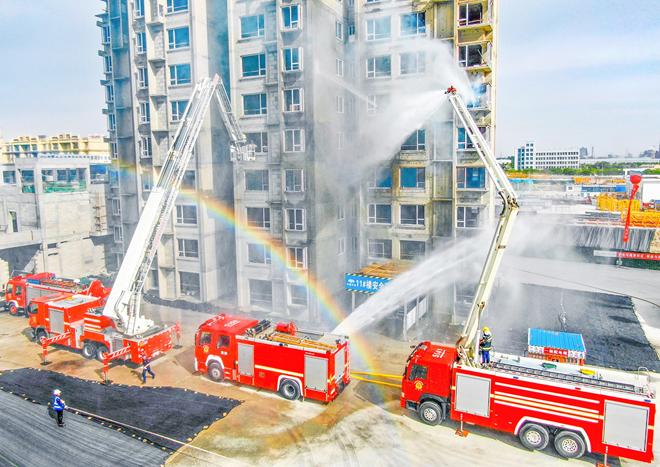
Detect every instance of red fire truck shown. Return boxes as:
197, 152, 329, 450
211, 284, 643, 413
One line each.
401, 343, 656, 463
28, 292, 179, 365
194, 314, 350, 402
1, 271, 108, 316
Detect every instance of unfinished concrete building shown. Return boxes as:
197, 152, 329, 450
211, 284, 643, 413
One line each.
350, 0, 498, 329
228, 0, 358, 322
0, 155, 112, 284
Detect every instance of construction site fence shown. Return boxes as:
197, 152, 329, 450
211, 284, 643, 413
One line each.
597, 193, 641, 213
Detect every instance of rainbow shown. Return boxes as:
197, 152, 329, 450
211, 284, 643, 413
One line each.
178, 190, 377, 370
111, 164, 376, 369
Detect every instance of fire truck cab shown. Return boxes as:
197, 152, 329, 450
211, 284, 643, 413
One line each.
195, 314, 350, 403
1, 272, 107, 316
402, 342, 656, 463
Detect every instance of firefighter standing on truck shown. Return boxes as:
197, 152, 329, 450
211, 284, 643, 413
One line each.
479, 327, 493, 365
51, 389, 66, 427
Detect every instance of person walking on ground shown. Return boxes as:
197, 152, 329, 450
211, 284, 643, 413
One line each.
479, 326, 493, 365
51, 389, 66, 427
141, 351, 155, 384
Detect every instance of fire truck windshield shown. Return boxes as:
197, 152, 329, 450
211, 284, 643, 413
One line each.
409, 364, 428, 381
5, 284, 12, 295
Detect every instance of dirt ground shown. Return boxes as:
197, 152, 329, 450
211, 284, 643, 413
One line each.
0, 307, 657, 467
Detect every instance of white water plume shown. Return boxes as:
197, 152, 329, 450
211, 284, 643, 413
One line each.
333, 230, 493, 336
316, 38, 476, 188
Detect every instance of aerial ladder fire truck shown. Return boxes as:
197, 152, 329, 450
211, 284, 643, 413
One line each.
1, 272, 109, 316
401, 87, 656, 464
30, 74, 255, 375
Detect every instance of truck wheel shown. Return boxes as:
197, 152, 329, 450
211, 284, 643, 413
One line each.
554, 430, 586, 459
96, 345, 109, 362
417, 401, 443, 426
81, 342, 97, 359
208, 362, 224, 382
8, 303, 18, 316
34, 329, 48, 343
279, 380, 300, 401
519, 423, 550, 451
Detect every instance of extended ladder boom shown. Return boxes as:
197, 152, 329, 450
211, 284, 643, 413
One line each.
103, 75, 254, 336
445, 87, 519, 366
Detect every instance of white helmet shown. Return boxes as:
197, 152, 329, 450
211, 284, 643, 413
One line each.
53, 389, 61, 396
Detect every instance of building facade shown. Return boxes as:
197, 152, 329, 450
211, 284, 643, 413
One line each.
0, 154, 112, 284
0, 134, 109, 164
516, 141, 581, 170
228, 0, 356, 322
99, 0, 497, 326
99, 0, 236, 303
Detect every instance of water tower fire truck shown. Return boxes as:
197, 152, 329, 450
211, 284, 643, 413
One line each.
195, 314, 350, 402
1, 272, 108, 316
400, 88, 656, 464
28, 74, 253, 373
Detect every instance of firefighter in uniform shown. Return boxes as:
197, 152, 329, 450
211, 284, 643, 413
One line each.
479, 327, 493, 365
141, 351, 155, 384
51, 389, 66, 427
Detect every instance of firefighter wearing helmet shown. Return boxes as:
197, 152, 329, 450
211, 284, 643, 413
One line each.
51, 389, 66, 427
479, 326, 493, 365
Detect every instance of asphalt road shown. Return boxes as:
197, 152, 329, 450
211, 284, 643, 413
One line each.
0, 390, 169, 467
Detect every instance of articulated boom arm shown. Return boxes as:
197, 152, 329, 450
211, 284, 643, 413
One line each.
445, 87, 519, 366
103, 75, 254, 336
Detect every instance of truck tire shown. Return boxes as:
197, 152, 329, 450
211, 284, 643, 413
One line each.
34, 329, 48, 343
279, 380, 300, 401
417, 401, 443, 426
519, 423, 550, 451
554, 430, 586, 459
81, 342, 97, 359
208, 362, 224, 382
96, 345, 109, 362
8, 303, 18, 316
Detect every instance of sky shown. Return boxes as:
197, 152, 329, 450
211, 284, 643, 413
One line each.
0, 0, 659, 157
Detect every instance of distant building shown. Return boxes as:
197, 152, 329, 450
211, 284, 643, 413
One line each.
516, 141, 580, 170
0, 154, 113, 284
1, 134, 109, 164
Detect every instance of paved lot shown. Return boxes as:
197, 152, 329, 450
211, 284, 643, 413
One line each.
0, 390, 169, 467
0, 256, 658, 467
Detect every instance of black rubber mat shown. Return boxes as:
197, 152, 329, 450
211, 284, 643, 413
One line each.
488, 284, 660, 372
0, 368, 241, 451
0, 390, 170, 467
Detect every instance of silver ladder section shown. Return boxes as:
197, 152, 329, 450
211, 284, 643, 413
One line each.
214, 80, 255, 162
445, 88, 520, 366
492, 361, 640, 395
103, 75, 251, 336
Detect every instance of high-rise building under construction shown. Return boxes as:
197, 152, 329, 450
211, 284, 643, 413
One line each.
99, 0, 496, 325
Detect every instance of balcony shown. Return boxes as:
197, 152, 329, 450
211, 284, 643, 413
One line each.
458, 43, 492, 73
466, 84, 491, 112
457, 1, 493, 32
146, 0, 165, 26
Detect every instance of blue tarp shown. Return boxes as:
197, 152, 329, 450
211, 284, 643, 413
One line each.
529, 328, 585, 352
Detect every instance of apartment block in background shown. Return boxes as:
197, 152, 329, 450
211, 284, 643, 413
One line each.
516, 141, 581, 170
1, 134, 109, 164
99, 0, 236, 303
